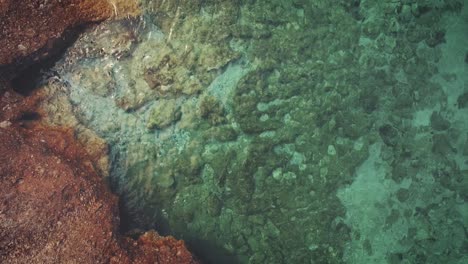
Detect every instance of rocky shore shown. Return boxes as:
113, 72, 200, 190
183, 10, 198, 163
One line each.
0, 1, 199, 263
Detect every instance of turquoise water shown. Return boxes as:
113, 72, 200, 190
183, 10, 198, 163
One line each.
46, 0, 467, 263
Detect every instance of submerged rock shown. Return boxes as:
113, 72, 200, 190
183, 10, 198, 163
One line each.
147, 99, 181, 129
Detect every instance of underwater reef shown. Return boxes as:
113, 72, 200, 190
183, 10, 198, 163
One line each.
1, 0, 468, 263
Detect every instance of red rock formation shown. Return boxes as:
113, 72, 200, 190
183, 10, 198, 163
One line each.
0, 0, 112, 66
0, 89, 199, 263
0, 0, 141, 92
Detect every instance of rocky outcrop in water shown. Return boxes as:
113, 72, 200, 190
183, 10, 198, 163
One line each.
0, 1, 199, 262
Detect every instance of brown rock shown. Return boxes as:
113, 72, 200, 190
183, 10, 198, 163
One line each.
120, 231, 200, 264
0, 0, 139, 71
0, 91, 198, 263
0, 0, 114, 66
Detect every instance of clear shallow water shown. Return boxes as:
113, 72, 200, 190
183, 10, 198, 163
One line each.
43, 0, 467, 263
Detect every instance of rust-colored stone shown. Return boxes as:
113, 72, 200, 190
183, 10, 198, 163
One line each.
0, 0, 113, 66
0, 0, 141, 91
0, 90, 199, 263
119, 231, 200, 264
